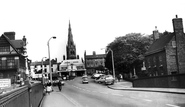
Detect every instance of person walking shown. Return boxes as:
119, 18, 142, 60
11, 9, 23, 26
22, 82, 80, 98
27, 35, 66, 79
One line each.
57, 80, 62, 91
46, 80, 52, 94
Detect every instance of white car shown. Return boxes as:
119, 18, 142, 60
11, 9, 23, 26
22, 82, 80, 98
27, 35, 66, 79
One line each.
92, 73, 104, 79
82, 76, 88, 84
95, 75, 106, 83
104, 75, 115, 85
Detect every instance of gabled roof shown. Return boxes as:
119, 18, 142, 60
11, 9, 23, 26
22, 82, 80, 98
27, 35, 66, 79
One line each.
1, 34, 20, 54
11, 40, 24, 48
145, 33, 174, 56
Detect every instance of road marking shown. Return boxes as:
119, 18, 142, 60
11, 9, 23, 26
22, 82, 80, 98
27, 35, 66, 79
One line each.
111, 93, 123, 96
61, 93, 82, 107
166, 104, 180, 107
99, 92, 108, 94
143, 99, 152, 102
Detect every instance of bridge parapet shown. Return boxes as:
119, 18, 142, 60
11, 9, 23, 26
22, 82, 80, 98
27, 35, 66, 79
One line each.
0, 82, 44, 107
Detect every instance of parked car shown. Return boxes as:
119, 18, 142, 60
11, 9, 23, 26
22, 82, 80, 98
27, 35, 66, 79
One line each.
91, 73, 104, 79
95, 74, 106, 83
82, 76, 88, 84
104, 75, 115, 85
53, 80, 59, 86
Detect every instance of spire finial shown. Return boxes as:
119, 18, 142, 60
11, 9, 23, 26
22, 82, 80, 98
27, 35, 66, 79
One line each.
155, 26, 157, 30
69, 20, 71, 27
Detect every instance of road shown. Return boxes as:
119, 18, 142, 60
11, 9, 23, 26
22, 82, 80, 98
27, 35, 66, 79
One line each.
52, 77, 185, 107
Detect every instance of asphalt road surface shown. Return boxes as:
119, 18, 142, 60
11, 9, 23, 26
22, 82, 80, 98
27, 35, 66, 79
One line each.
52, 77, 185, 107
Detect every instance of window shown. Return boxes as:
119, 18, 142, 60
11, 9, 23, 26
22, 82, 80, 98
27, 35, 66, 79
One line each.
0, 47, 10, 52
0, 59, 2, 68
153, 57, 156, 67
159, 56, 163, 67
147, 58, 151, 68
7, 57, 15, 68
172, 41, 176, 48
0, 73, 3, 78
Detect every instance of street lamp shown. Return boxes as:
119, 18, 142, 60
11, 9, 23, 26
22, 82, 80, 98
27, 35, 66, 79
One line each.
101, 48, 115, 80
42, 57, 47, 84
47, 36, 56, 85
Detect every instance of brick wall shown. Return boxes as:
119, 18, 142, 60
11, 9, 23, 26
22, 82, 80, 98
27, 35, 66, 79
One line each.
172, 16, 185, 74
165, 36, 178, 74
145, 51, 167, 76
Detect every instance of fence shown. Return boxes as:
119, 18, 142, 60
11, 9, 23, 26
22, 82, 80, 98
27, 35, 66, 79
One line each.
0, 82, 44, 107
133, 73, 185, 88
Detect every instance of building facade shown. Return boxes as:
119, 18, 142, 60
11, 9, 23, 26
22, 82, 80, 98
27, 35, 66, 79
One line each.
0, 32, 27, 83
30, 59, 59, 79
145, 15, 185, 76
85, 51, 106, 75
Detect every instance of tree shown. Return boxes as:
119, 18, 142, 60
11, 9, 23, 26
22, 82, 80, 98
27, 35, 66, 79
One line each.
105, 33, 153, 77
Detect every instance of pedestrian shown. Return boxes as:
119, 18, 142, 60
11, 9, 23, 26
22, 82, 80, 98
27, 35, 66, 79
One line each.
117, 75, 121, 82
120, 74, 123, 81
46, 80, 52, 94
57, 80, 62, 91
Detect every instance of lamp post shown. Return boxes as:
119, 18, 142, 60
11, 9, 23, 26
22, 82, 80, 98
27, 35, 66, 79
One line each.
109, 49, 116, 80
101, 48, 115, 80
42, 57, 47, 84
47, 36, 56, 85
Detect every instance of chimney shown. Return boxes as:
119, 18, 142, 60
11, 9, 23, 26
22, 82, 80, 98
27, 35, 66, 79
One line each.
93, 51, 96, 55
172, 15, 184, 33
63, 55, 65, 60
4, 32, 15, 40
22, 36, 27, 46
153, 26, 160, 41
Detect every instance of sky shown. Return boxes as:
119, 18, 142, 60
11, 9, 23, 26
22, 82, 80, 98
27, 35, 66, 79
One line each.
0, 0, 185, 62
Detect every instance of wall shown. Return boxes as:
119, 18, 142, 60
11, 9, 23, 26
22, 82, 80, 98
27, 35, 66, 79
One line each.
133, 73, 185, 88
0, 82, 44, 107
145, 51, 167, 76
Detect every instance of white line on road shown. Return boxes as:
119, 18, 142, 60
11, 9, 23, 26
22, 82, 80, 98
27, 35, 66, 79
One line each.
111, 93, 124, 96
99, 92, 109, 94
143, 99, 152, 102
166, 104, 180, 107
61, 93, 82, 107
130, 96, 138, 99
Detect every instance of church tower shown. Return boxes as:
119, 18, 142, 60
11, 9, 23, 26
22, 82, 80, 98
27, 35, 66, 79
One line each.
66, 21, 77, 59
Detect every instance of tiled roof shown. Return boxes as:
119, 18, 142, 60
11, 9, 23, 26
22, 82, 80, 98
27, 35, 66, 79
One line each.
2, 34, 19, 54
85, 54, 106, 59
145, 33, 174, 55
11, 40, 24, 48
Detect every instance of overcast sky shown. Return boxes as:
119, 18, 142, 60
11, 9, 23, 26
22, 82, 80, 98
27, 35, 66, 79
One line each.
0, 0, 185, 62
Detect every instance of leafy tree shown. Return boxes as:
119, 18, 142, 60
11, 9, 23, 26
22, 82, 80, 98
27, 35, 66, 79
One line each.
105, 33, 153, 77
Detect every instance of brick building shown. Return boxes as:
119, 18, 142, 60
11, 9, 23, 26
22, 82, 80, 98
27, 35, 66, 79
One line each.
145, 15, 185, 76
0, 32, 27, 83
30, 59, 59, 79
85, 51, 106, 75
133, 16, 185, 88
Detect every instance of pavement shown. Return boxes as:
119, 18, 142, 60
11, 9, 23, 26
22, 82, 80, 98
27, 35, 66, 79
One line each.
107, 79, 185, 94
40, 86, 77, 107
39, 79, 185, 107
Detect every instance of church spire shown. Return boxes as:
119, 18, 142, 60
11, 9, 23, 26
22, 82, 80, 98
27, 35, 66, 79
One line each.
66, 20, 76, 59
68, 20, 74, 45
